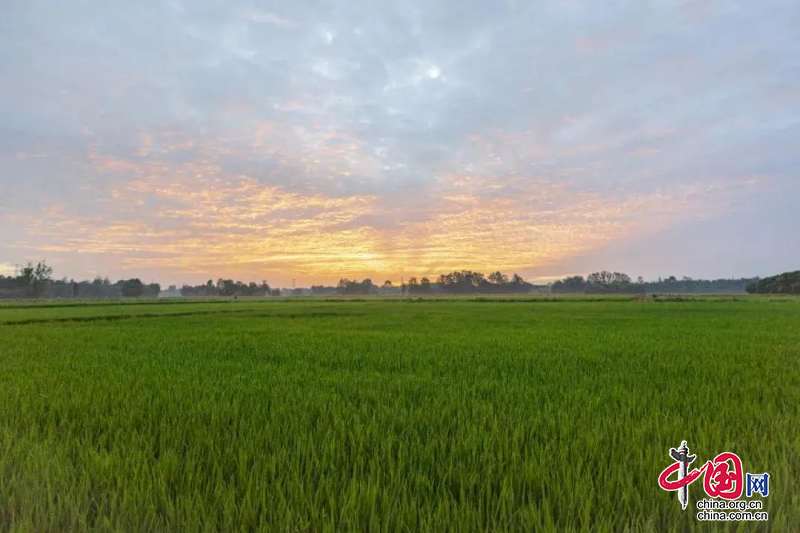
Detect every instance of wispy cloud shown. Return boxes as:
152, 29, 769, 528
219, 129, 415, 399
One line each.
1, 1, 798, 283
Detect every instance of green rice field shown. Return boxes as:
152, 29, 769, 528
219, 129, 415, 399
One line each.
1, 297, 799, 531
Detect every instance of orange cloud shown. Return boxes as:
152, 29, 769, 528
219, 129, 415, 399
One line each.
3, 130, 767, 284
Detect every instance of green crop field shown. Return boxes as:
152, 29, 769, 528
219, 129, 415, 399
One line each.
1, 297, 798, 532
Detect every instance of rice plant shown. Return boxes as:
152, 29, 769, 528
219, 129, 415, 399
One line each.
1, 298, 798, 531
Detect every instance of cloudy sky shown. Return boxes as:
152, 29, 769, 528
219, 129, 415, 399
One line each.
1, 1, 798, 285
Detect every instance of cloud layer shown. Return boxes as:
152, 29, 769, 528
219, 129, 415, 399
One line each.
1, 1, 798, 284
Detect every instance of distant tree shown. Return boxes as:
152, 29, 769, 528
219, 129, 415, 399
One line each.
488, 271, 509, 285
420, 277, 432, 293
336, 278, 376, 295
432, 270, 533, 294
408, 276, 433, 295
552, 272, 640, 294
407, 277, 418, 293
645, 276, 755, 294
436, 271, 486, 293
119, 278, 144, 297
586, 271, 639, 294
549, 271, 758, 295
19, 260, 53, 297
337, 278, 354, 293
587, 271, 614, 285
216, 278, 237, 296
17, 264, 35, 295
311, 285, 336, 295
379, 279, 398, 295
143, 282, 161, 297
178, 278, 271, 297
746, 271, 800, 294
551, 275, 586, 293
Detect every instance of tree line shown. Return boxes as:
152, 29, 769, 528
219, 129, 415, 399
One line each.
551, 271, 760, 294
745, 271, 800, 294
0, 261, 160, 299
335, 270, 766, 296
326, 271, 540, 295
1, 260, 797, 299
179, 279, 279, 297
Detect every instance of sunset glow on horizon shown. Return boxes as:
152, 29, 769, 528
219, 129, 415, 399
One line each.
1, 1, 798, 286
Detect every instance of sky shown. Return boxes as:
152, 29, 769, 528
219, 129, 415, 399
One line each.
1, 0, 798, 286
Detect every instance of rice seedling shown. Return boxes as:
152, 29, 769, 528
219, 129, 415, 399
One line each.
1, 298, 798, 531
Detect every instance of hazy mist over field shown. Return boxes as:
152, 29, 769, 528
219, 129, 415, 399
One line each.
1, 1, 798, 285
